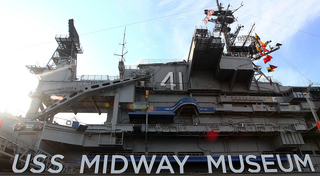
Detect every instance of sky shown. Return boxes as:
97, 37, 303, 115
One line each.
1, 0, 320, 124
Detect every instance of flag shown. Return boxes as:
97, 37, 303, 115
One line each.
262, 47, 269, 52
205, 10, 214, 25
256, 45, 261, 52
263, 55, 273, 64
255, 33, 260, 40
270, 78, 273, 86
257, 45, 268, 56
259, 40, 266, 47
270, 65, 277, 69
267, 64, 277, 72
267, 66, 272, 72
255, 33, 267, 51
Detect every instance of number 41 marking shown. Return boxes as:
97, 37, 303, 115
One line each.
160, 72, 183, 90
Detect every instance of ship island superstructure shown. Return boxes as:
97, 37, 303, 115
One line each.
1, 1, 320, 175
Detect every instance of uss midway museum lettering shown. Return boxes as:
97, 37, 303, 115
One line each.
12, 154, 315, 174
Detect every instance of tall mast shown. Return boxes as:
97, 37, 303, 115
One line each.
115, 27, 128, 62
116, 27, 128, 79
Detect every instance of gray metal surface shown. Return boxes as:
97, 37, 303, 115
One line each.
1, 1, 320, 175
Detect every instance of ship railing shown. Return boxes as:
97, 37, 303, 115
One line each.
125, 65, 138, 70
139, 59, 184, 65
55, 34, 69, 39
263, 151, 298, 154
272, 79, 282, 85
85, 152, 205, 157
230, 52, 251, 57
55, 34, 80, 43
253, 77, 282, 86
176, 152, 204, 156
195, 25, 208, 29
52, 116, 83, 127
78, 75, 120, 81
0, 128, 36, 150
55, 34, 83, 53
194, 26, 211, 38
136, 82, 190, 91
84, 152, 146, 158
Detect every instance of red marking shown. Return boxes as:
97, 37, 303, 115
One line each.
0, 119, 3, 129
206, 130, 219, 142
316, 121, 320, 132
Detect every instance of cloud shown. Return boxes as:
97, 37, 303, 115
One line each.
2, 0, 320, 116
233, 0, 320, 42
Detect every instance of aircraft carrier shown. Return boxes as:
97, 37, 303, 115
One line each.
1, 1, 320, 175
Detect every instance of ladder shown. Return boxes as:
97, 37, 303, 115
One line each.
0, 128, 76, 173
34, 76, 147, 121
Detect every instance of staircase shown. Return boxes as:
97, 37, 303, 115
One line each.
0, 128, 76, 173
34, 76, 147, 121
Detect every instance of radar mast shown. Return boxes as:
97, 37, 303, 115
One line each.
205, 0, 282, 84
115, 27, 128, 79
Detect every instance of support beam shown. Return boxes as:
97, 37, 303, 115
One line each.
229, 70, 238, 91
26, 93, 42, 119
253, 76, 261, 92
91, 97, 101, 115
111, 92, 120, 131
